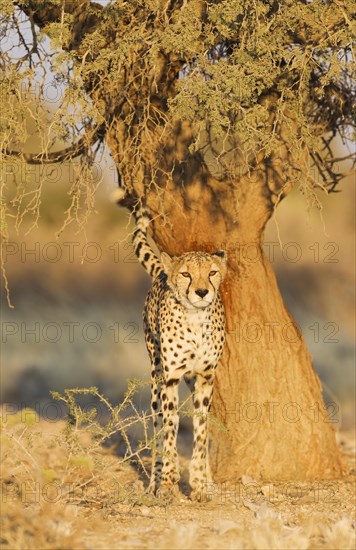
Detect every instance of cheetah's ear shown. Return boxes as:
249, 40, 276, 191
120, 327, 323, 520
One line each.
213, 250, 227, 277
161, 251, 173, 274
213, 250, 227, 262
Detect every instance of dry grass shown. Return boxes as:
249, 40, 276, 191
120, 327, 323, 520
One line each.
1, 405, 355, 550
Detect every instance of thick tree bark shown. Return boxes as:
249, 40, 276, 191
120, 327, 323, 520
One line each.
211, 250, 345, 480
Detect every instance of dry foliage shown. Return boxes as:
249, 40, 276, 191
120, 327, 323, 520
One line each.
0, 1, 354, 236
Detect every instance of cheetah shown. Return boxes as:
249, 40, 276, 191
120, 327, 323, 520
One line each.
133, 209, 227, 501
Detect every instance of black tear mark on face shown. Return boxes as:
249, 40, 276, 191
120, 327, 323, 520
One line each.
185, 277, 192, 297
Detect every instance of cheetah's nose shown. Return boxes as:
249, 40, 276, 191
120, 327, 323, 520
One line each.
195, 288, 209, 298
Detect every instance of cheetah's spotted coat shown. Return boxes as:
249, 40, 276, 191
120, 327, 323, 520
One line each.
133, 209, 227, 500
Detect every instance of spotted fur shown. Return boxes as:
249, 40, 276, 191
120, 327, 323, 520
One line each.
133, 209, 227, 501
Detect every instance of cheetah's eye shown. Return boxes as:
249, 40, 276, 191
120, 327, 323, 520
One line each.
180, 272, 191, 278
209, 271, 217, 276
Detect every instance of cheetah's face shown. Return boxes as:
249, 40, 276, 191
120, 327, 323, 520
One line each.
161, 250, 227, 309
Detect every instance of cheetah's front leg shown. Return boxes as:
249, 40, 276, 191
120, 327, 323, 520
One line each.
149, 373, 163, 495
145, 329, 163, 495
189, 373, 214, 502
157, 379, 180, 499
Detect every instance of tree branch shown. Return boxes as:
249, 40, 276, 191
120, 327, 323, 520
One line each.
3, 123, 106, 164
16, 0, 103, 50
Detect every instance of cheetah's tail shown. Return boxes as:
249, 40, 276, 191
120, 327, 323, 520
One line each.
133, 208, 164, 279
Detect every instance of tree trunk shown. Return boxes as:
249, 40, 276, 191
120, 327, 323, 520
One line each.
211, 243, 345, 481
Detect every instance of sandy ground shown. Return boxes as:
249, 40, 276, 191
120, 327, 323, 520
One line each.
1, 412, 355, 550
